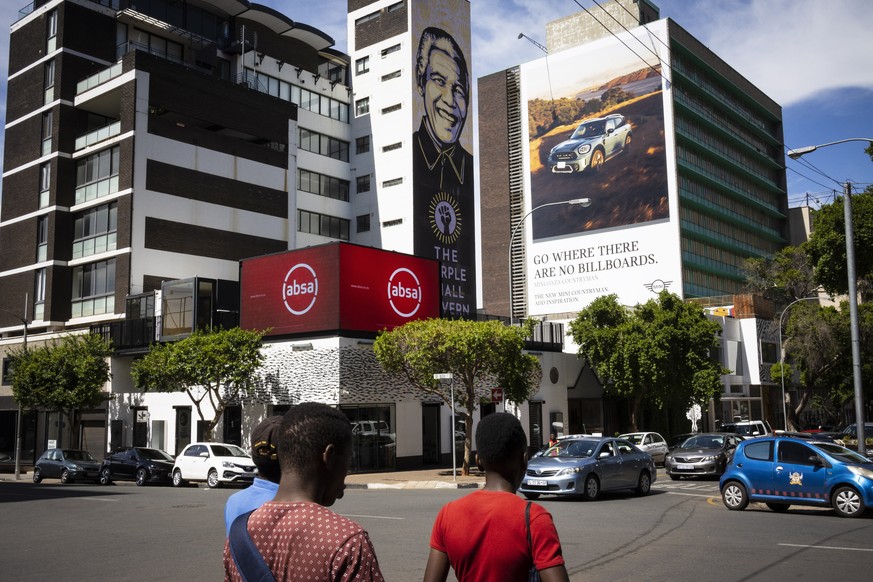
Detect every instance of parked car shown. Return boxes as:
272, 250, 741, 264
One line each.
547, 113, 632, 174
717, 420, 772, 439
838, 423, 873, 440
720, 436, 873, 518
518, 436, 656, 501
33, 449, 101, 484
619, 432, 669, 465
664, 433, 743, 480
100, 447, 175, 486
172, 442, 257, 488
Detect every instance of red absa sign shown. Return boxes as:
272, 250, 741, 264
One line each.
241, 242, 439, 337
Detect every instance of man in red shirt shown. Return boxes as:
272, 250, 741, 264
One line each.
224, 403, 383, 581
424, 413, 569, 582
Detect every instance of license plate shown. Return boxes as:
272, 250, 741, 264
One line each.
557, 161, 566, 168
677, 464, 693, 470
527, 479, 548, 487
241, 472, 255, 478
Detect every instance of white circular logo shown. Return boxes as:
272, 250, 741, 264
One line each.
387, 267, 422, 318
283, 263, 318, 316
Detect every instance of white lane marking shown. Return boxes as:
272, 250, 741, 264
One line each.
78, 497, 119, 502
779, 543, 873, 553
664, 491, 715, 498
342, 514, 404, 520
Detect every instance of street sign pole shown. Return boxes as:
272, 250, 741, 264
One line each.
433, 373, 456, 481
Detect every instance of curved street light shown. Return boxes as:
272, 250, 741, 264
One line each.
777, 296, 820, 431
508, 198, 591, 325
787, 137, 872, 455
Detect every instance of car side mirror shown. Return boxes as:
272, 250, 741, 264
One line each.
199, 452, 209, 458
598, 451, 611, 459
810, 455, 822, 466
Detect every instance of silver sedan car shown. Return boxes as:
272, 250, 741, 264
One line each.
619, 432, 669, 465
518, 437, 656, 501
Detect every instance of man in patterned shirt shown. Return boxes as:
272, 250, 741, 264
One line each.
224, 402, 383, 581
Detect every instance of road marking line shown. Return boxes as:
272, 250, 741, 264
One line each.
665, 491, 717, 498
79, 497, 118, 502
779, 543, 873, 553
342, 514, 404, 520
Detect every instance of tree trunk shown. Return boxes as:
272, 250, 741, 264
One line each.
629, 391, 645, 432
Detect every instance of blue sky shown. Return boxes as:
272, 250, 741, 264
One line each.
2, 0, 872, 207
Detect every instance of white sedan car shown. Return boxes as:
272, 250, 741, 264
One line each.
172, 442, 257, 488
619, 432, 669, 465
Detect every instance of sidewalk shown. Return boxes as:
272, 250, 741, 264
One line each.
344, 467, 485, 490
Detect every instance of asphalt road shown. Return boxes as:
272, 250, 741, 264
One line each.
2, 476, 872, 581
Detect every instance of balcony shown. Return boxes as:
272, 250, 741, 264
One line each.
91, 317, 157, 353
76, 62, 124, 95
74, 120, 121, 151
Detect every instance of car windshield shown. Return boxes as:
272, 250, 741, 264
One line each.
681, 435, 724, 449
570, 121, 605, 139
63, 450, 95, 461
211, 444, 248, 458
720, 424, 754, 435
621, 434, 644, 445
546, 439, 598, 458
138, 448, 174, 461
813, 442, 871, 464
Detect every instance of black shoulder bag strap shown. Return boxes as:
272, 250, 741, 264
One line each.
525, 501, 542, 582
229, 510, 276, 582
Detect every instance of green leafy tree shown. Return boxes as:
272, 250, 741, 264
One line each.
373, 318, 541, 475
568, 292, 726, 431
131, 327, 265, 441
805, 188, 873, 299
9, 333, 112, 447
742, 244, 819, 304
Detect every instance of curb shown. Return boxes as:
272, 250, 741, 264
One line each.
347, 481, 482, 490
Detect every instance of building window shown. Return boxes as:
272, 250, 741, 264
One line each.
355, 97, 370, 117
36, 216, 48, 262
34, 268, 46, 320
72, 258, 116, 318
381, 44, 401, 58
381, 70, 402, 82
39, 163, 51, 208
382, 177, 403, 188
386, 1, 406, 12
130, 28, 183, 64
356, 214, 371, 233
298, 169, 350, 202
75, 146, 120, 204
355, 11, 379, 26
355, 56, 370, 75
73, 202, 117, 259
46, 9, 57, 52
247, 68, 349, 123
297, 209, 350, 241
2, 358, 12, 385
299, 129, 349, 162
44, 59, 55, 104
381, 103, 402, 114
382, 218, 403, 227
356, 175, 371, 194
382, 142, 402, 152
356, 135, 371, 154
41, 111, 52, 156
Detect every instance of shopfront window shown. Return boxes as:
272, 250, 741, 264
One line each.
341, 404, 396, 472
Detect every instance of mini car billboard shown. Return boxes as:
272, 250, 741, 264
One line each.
520, 19, 682, 315
240, 243, 440, 337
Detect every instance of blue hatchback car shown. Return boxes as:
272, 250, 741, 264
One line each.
720, 436, 873, 518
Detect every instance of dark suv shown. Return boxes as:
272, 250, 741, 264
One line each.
100, 447, 175, 486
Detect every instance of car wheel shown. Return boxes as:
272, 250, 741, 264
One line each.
207, 469, 221, 489
172, 469, 186, 487
721, 481, 748, 511
623, 133, 632, 152
32, 467, 42, 484
766, 503, 790, 513
523, 492, 541, 500
669, 474, 680, 481
61, 469, 72, 484
99, 468, 112, 485
582, 474, 600, 501
589, 149, 605, 173
832, 486, 865, 518
135, 468, 148, 487
635, 471, 652, 496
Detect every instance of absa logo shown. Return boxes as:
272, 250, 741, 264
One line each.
387, 267, 422, 318
283, 263, 318, 316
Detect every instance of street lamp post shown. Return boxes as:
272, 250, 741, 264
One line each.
777, 296, 821, 431
508, 198, 591, 325
787, 137, 872, 455
0, 298, 29, 480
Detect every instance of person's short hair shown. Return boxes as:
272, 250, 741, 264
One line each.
475, 413, 527, 465
250, 415, 283, 483
415, 27, 469, 98
278, 403, 352, 473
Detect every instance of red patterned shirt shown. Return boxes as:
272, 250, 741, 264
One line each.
224, 501, 384, 582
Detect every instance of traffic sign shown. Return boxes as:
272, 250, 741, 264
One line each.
491, 388, 504, 403
433, 373, 453, 380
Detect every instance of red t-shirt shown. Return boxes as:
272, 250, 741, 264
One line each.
429, 490, 564, 581
224, 501, 384, 582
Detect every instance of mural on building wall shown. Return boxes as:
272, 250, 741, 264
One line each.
521, 19, 681, 315
411, 0, 476, 319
